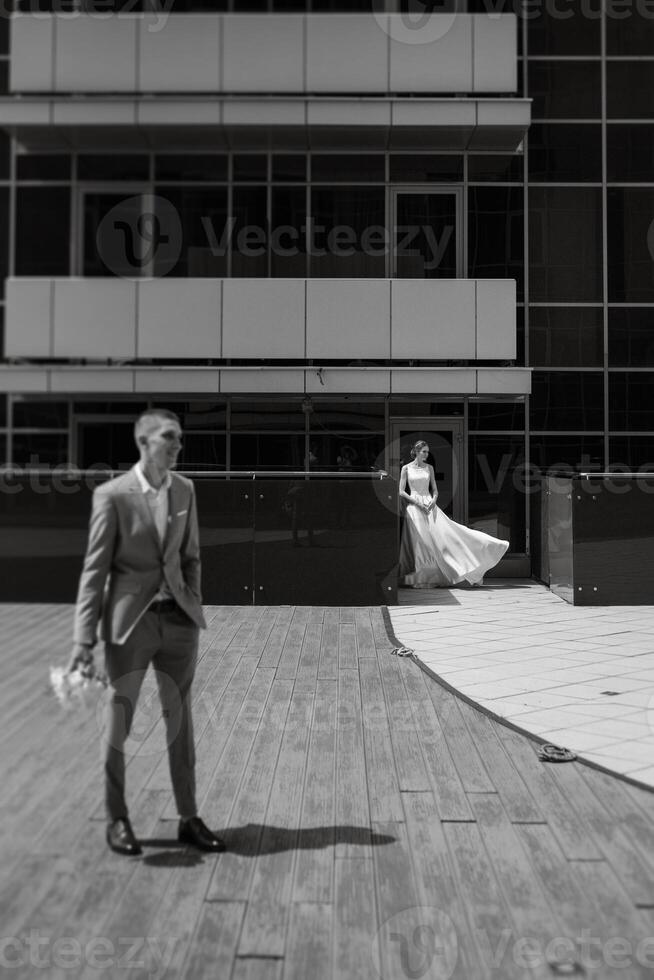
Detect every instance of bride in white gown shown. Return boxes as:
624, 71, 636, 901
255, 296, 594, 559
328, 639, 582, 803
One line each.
399, 440, 509, 587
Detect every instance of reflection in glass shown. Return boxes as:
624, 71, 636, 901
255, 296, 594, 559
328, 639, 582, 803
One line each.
11, 434, 69, 467
307, 433, 385, 472
77, 155, 149, 181
155, 186, 228, 277
607, 188, 654, 303
232, 186, 267, 277
609, 308, 654, 367
15, 188, 70, 277
395, 192, 458, 279
529, 307, 603, 368
390, 155, 462, 183
609, 373, 654, 431
468, 402, 526, 431
529, 187, 602, 302
468, 435, 526, 550
311, 155, 384, 183
271, 186, 307, 277
230, 433, 305, 470
530, 372, 604, 430
467, 155, 523, 182
179, 434, 227, 470
609, 437, 654, 471
468, 187, 524, 299
231, 401, 305, 431
528, 124, 601, 182
527, 0, 600, 55
528, 61, 601, 119
309, 188, 385, 277
13, 400, 68, 428
607, 9, 654, 55
155, 155, 227, 182
16, 154, 71, 181
607, 63, 654, 119
530, 435, 604, 472
607, 126, 654, 182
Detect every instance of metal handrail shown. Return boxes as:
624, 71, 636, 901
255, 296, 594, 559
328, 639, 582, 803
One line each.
0, 468, 390, 480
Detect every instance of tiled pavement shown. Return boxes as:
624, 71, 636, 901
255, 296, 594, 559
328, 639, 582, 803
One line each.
389, 580, 654, 788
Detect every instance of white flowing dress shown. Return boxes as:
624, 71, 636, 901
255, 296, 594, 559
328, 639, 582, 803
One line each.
399, 467, 509, 587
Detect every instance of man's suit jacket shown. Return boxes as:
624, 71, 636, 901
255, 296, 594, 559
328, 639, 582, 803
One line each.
73, 468, 207, 647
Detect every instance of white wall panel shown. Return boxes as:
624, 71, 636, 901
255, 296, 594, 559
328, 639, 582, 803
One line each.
55, 17, 137, 92
476, 279, 516, 359
219, 369, 304, 393
223, 15, 304, 93
10, 15, 53, 92
138, 279, 220, 359
389, 13, 472, 93
139, 16, 220, 92
306, 15, 388, 93
49, 370, 134, 392
6, 279, 52, 357
0, 369, 48, 392
53, 280, 137, 359
306, 280, 390, 360
134, 370, 219, 393
305, 369, 391, 394
477, 369, 531, 394
473, 15, 517, 93
222, 280, 305, 358
391, 280, 475, 359
391, 369, 476, 394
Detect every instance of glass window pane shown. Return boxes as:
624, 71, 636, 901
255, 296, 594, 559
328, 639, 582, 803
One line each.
155, 187, 228, 277
16, 154, 71, 181
15, 188, 70, 276
231, 401, 305, 430
609, 373, 654, 431
609, 437, 654, 470
528, 124, 602, 182
179, 434, 226, 469
468, 402, 526, 430
396, 191, 458, 279
608, 188, 654, 303
527, 0, 600, 55
390, 401, 463, 418
609, 308, 654, 367
312, 400, 384, 430
467, 155, 523, 182
77, 154, 149, 181
0, 61, 7, 95
0, 395, 6, 427
530, 435, 604, 473
232, 185, 267, 277
528, 61, 601, 119
529, 187, 602, 303
0, 16, 8, 54
73, 401, 147, 414
468, 435, 526, 551
155, 154, 227, 182
0, 133, 10, 180
309, 187, 385, 277
468, 187, 524, 300
83, 193, 150, 278
607, 9, 654, 55
312, 155, 384, 182
608, 63, 654, 119
0, 188, 8, 292
529, 307, 604, 368
271, 186, 307, 277
307, 433, 385, 472
13, 400, 68, 428
233, 155, 267, 182
389, 155, 462, 182
11, 434, 68, 467
530, 371, 604, 430
230, 433, 305, 470
607, 125, 654, 182
177, 402, 227, 429
272, 155, 307, 182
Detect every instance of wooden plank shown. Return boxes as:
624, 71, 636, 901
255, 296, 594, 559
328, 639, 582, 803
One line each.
339, 607, 357, 624
257, 609, 293, 670
296, 622, 322, 681
283, 902, 332, 980
548, 762, 654, 906
402, 791, 483, 980
293, 679, 337, 904
308, 606, 325, 624
275, 610, 307, 680
334, 858, 378, 980
317, 619, 339, 680
496, 727, 602, 860
398, 666, 472, 820
458, 702, 544, 823
580, 765, 654, 862
238, 689, 314, 956
423, 678, 495, 794
206, 678, 295, 901
378, 655, 433, 792
444, 821, 528, 980
372, 820, 419, 923
358, 659, 404, 822
244, 606, 277, 657
338, 623, 357, 670
232, 958, 282, 980
354, 608, 376, 658
335, 668, 371, 857
180, 901, 245, 980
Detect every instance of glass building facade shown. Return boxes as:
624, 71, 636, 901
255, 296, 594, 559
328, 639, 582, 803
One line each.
1, 1, 652, 570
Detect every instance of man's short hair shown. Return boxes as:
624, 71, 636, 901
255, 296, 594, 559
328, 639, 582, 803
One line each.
134, 408, 181, 446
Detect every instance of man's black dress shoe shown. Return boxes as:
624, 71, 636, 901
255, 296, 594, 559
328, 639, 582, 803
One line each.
178, 816, 226, 852
106, 818, 142, 856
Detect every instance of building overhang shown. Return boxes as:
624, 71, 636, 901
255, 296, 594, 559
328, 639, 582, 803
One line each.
0, 364, 532, 397
0, 97, 530, 152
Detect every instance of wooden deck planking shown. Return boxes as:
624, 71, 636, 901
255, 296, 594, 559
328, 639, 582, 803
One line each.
2, 602, 654, 980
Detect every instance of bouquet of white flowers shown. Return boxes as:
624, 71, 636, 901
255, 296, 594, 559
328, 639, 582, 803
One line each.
49, 661, 108, 711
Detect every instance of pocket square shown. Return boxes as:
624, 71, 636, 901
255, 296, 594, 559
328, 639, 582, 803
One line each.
176, 509, 188, 517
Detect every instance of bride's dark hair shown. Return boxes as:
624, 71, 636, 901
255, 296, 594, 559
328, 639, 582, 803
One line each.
410, 440, 429, 459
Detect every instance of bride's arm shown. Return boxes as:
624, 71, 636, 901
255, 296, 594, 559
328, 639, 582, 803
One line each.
427, 465, 439, 512
398, 465, 413, 503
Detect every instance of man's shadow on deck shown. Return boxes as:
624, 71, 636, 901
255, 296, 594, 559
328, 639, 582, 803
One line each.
142, 825, 395, 865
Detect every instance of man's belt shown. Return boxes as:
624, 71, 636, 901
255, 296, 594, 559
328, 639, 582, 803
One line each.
148, 598, 179, 614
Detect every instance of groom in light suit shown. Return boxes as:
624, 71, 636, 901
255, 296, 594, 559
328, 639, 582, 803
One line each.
69, 408, 224, 856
